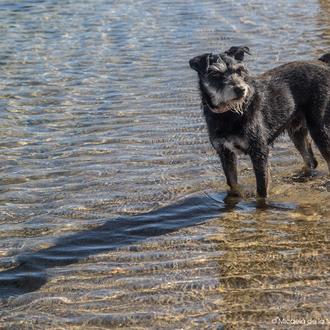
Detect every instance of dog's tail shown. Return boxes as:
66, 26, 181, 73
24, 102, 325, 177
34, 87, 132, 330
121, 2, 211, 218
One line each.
319, 53, 330, 65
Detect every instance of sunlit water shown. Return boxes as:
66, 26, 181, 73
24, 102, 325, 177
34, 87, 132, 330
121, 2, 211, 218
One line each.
0, 0, 329, 329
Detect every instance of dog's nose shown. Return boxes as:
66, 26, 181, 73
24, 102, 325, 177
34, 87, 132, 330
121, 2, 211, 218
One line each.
233, 86, 244, 97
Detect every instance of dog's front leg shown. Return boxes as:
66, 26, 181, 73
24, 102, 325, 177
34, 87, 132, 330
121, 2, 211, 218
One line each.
218, 147, 240, 196
249, 146, 270, 198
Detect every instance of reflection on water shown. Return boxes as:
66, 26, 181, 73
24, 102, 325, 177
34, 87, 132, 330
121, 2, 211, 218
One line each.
0, 0, 329, 328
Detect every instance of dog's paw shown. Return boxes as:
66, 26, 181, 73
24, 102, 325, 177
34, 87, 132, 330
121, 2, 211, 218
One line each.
227, 189, 242, 198
286, 167, 318, 183
255, 197, 268, 209
224, 190, 242, 207
291, 174, 313, 183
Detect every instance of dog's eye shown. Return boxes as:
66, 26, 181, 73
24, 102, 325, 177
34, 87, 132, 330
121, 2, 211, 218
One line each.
207, 68, 223, 77
236, 67, 246, 75
207, 69, 224, 77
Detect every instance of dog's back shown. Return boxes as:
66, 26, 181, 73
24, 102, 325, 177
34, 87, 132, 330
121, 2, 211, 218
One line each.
257, 59, 330, 108
259, 58, 330, 81
319, 53, 330, 65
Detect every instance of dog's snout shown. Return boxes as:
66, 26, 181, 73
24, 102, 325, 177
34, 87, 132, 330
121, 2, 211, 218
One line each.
233, 86, 244, 98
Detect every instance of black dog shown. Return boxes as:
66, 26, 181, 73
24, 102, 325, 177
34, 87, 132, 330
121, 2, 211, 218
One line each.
189, 47, 330, 198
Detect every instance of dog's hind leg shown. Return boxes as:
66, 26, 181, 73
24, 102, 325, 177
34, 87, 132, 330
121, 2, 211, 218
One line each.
306, 104, 330, 174
287, 116, 318, 175
308, 127, 330, 173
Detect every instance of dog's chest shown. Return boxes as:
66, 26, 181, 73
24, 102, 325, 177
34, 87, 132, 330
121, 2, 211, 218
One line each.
211, 136, 248, 154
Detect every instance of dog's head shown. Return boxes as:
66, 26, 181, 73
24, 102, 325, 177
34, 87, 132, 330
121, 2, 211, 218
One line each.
189, 46, 253, 114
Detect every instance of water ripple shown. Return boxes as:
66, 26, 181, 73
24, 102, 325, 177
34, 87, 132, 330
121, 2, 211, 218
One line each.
0, 0, 329, 328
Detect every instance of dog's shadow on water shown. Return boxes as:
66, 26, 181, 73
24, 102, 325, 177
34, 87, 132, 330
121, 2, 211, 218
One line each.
0, 192, 296, 300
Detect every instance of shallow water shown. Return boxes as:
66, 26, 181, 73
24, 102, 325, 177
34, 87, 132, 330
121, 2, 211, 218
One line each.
0, 0, 329, 329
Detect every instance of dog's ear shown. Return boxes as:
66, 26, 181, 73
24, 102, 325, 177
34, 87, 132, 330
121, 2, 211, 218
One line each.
189, 53, 211, 73
225, 46, 251, 61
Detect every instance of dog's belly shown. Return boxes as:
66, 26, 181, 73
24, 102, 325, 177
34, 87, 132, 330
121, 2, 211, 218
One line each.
212, 136, 248, 154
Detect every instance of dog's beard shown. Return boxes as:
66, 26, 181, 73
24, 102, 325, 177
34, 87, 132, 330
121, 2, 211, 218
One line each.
214, 97, 246, 115
204, 82, 252, 115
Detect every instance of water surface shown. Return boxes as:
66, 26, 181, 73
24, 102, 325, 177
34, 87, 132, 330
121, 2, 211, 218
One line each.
0, 0, 329, 328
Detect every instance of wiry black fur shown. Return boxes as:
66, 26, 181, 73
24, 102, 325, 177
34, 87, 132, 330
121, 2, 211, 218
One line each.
190, 48, 330, 198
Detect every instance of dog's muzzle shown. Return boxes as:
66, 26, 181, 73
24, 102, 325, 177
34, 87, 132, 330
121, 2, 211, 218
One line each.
207, 98, 243, 114
209, 103, 231, 113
